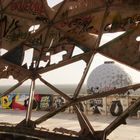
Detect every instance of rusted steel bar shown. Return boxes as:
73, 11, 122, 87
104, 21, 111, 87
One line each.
54, 26, 94, 50
73, 4, 109, 99
34, 83, 140, 125
35, 0, 67, 70
35, 101, 72, 125
39, 77, 95, 135
104, 97, 140, 136
52, 0, 67, 21
74, 105, 95, 135
53, 5, 104, 25
53, 3, 140, 26
77, 83, 140, 103
35, 84, 140, 124
0, 76, 30, 98
37, 52, 92, 74
39, 77, 70, 100
0, 125, 80, 140
38, 76, 95, 135
40, 0, 51, 21
0, 58, 30, 72
35, 28, 50, 69
25, 79, 35, 126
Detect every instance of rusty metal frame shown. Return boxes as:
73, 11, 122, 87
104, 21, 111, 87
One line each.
0, 76, 30, 98
39, 76, 95, 136
33, 83, 140, 140
37, 51, 92, 73
25, 79, 35, 126
0, 81, 139, 139
0, 0, 139, 140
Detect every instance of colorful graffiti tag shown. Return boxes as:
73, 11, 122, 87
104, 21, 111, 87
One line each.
0, 93, 65, 111
0, 93, 41, 110
0, 93, 27, 109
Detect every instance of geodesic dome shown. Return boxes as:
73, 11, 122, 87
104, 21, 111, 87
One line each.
87, 61, 132, 93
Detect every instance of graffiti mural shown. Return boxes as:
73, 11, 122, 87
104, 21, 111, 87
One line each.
0, 93, 27, 110
110, 100, 123, 116
40, 95, 53, 111
53, 96, 65, 109
89, 98, 103, 114
0, 93, 139, 118
0, 93, 66, 111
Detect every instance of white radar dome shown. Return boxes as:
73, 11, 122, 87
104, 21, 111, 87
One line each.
87, 61, 132, 93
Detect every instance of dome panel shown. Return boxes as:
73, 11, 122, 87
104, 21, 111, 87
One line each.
87, 61, 132, 93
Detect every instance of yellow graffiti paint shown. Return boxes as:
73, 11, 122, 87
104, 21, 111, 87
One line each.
1, 96, 12, 109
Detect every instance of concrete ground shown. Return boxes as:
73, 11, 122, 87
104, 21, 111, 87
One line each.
0, 109, 139, 140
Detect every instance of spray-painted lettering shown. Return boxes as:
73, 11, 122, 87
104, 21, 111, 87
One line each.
11, 2, 45, 15
0, 15, 28, 41
0, 15, 19, 37
58, 16, 95, 34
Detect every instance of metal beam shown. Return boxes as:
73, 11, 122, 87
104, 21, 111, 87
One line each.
25, 79, 35, 126
52, 0, 67, 21
35, 28, 50, 69
0, 125, 80, 140
54, 26, 95, 51
40, 0, 51, 21
34, 83, 140, 125
39, 76, 95, 136
35, 101, 72, 125
74, 105, 95, 136
53, 3, 140, 27
77, 83, 140, 103
0, 76, 30, 98
0, 58, 31, 74
104, 97, 140, 136
35, 0, 67, 70
73, 3, 109, 99
39, 77, 70, 100
37, 51, 92, 74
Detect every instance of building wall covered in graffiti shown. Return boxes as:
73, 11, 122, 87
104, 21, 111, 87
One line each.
0, 91, 139, 117
0, 92, 66, 111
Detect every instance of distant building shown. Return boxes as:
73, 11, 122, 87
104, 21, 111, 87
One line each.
87, 61, 132, 93
86, 61, 139, 117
